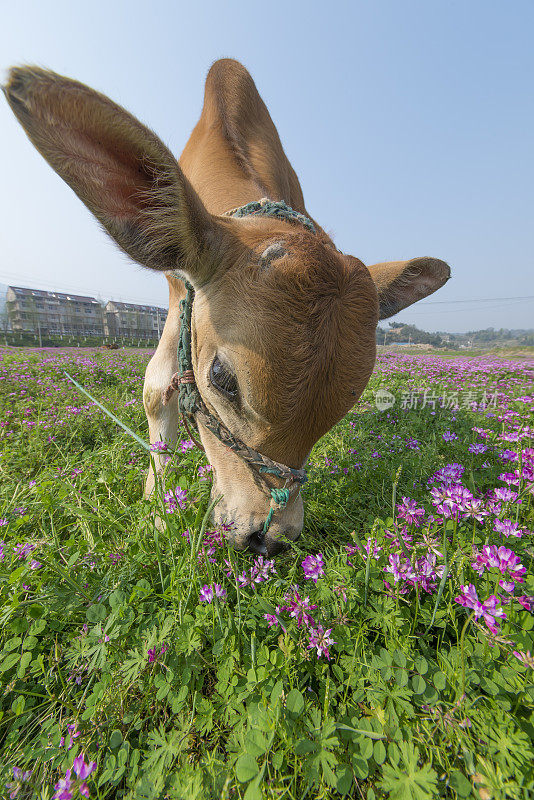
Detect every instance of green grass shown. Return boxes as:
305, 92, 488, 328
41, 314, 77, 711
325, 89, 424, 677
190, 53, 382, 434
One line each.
0, 347, 533, 800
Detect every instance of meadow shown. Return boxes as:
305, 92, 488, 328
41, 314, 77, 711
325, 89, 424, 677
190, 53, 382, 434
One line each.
0, 346, 532, 800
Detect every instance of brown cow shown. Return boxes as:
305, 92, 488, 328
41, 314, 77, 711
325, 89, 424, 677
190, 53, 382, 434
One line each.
3, 59, 450, 556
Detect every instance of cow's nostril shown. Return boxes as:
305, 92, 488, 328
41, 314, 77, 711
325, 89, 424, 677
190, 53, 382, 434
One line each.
247, 529, 267, 555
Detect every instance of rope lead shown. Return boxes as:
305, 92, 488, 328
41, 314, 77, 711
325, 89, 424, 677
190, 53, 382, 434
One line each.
163, 199, 312, 536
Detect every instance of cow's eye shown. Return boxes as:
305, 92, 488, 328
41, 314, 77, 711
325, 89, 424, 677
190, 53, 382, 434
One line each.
209, 356, 238, 401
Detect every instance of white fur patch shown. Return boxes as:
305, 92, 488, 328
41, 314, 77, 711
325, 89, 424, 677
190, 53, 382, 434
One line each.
259, 242, 286, 268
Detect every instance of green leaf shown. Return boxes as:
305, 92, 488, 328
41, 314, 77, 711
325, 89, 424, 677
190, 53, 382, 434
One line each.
86, 603, 107, 623
109, 730, 123, 749
411, 675, 426, 694
235, 753, 259, 783
244, 729, 268, 758
414, 656, 428, 675
3, 636, 22, 652
449, 770, 472, 797
335, 724, 385, 740
294, 739, 317, 755
433, 671, 446, 691
11, 695, 25, 715
374, 739, 387, 765
396, 668, 409, 687
351, 754, 369, 779
286, 688, 304, 716
0, 653, 20, 673
379, 742, 438, 800
17, 651, 32, 678
336, 765, 353, 795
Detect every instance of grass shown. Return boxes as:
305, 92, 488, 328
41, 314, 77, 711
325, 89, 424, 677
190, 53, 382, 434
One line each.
0, 347, 533, 800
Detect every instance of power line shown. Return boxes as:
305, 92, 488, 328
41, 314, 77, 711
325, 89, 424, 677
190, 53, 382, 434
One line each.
421, 295, 534, 305
406, 298, 533, 315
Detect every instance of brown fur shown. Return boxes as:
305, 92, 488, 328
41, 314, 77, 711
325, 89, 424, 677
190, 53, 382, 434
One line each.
3, 58, 450, 555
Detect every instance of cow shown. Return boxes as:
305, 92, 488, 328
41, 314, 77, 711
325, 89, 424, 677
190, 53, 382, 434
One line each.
3, 59, 450, 556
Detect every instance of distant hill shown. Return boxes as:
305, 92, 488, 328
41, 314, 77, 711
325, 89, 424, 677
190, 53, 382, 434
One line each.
377, 322, 534, 349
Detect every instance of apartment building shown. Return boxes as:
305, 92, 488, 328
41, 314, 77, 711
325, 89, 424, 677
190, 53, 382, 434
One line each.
104, 301, 167, 339
6, 286, 104, 335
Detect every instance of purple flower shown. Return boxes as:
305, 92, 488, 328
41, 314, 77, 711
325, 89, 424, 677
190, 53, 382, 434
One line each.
302, 553, 325, 583
150, 441, 168, 452
0, 518, 8, 527
53, 770, 73, 800
263, 607, 286, 631
454, 584, 506, 633
469, 443, 488, 455
513, 650, 534, 667
461, 498, 488, 522
500, 449, 518, 462
396, 497, 425, 527
163, 487, 187, 513
490, 487, 518, 502
13, 542, 37, 560
494, 518, 522, 538
199, 583, 226, 603
517, 596, 534, 612
429, 463, 465, 485
281, 590, 317, 628
72, 755, 97, 782
442, 431, 458, 442
307, 625, 335, 660
6, 767, 32, 799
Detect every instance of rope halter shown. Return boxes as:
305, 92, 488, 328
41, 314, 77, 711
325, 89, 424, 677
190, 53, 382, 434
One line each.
163, 199, 314, 537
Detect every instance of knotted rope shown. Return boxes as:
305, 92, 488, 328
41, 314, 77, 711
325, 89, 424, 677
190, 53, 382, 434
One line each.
163, 199, 313, 536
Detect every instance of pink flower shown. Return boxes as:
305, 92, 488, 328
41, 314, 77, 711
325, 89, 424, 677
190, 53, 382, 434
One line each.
307, 625, 335, 660
72, 755, 97, 781
263, 607, 286, 631
517, 596, 534, 612
494, 518, 523, 538
281, 590, 317, 628
302, 553, 325, 583
199, 583, 226, 603
53, 771, 73, 800
454, 585, 506, 633
396, 497, 425, 526
513, 650, 534, 668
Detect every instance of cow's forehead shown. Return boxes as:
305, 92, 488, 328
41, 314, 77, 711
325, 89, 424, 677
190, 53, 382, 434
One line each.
193, 233, 378, 458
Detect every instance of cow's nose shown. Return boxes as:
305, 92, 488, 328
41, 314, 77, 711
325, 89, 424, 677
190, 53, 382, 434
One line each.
247, 529, 268, 555
247, 529, 295, 558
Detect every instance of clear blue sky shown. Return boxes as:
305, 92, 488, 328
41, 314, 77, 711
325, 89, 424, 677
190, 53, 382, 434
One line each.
1, 0, 533, 332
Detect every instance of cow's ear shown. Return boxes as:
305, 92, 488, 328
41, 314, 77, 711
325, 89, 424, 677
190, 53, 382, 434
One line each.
3, 66, 229, 287
367, 257, 450, 319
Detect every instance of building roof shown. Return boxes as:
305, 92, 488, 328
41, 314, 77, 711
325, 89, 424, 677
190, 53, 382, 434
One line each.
106, 301, 167, 313
9, 286, 99, 304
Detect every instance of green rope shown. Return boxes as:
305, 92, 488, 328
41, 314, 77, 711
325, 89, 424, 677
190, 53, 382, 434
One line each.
176, 199, 311, 537
227, 198, 315, 234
